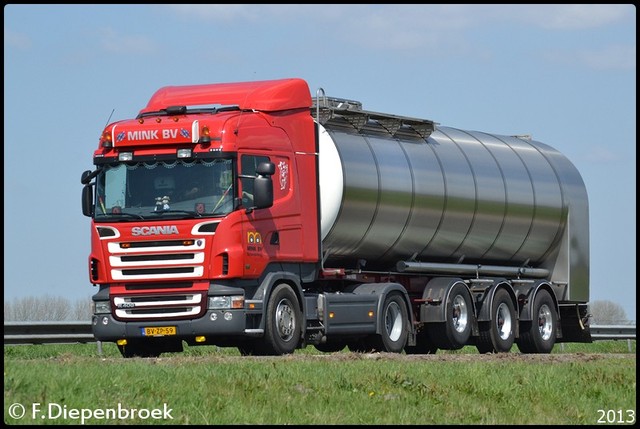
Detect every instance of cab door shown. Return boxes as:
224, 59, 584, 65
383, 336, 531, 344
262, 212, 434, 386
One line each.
239, 153, 301, 277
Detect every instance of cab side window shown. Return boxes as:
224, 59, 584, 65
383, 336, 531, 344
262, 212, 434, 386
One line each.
240, 155, 270, 206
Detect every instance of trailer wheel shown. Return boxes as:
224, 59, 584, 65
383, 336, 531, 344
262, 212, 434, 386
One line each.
476, 288, 516, 353
516, 289, 557, 354
370, 292, 410, 353
427, 282, 473, 350
260, 283, 301, 355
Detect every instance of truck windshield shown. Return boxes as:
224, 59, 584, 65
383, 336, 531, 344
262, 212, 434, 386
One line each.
94, 158, 234, 220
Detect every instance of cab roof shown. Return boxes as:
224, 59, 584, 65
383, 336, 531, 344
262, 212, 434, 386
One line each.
139, 78, 312, 115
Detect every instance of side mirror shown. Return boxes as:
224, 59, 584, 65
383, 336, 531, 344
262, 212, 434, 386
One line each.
82, 185, 94, 217
81, 169, 98, 185
252, 162, 275, 209
256, 161, 275, 176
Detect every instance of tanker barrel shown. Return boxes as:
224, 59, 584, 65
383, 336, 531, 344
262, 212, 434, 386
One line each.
317, 99, 588, 295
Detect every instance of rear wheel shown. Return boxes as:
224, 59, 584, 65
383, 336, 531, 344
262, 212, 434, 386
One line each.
371, 293, 410, 353
516, 289, 557, 354
427, 282, 473, 350
476, 288, 516, 353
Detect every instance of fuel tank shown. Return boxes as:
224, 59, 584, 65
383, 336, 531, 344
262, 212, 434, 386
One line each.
317, 109, 589, 280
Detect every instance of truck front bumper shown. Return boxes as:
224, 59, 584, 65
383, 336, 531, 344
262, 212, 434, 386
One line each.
92, 309, 251, 341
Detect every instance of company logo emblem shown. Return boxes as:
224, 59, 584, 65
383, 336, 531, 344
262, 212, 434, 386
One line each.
116, 302, 136, 309
247, 231, 262, 244
131, 225, 179, 236
246, 231, 263, 253
278, 161, 288, 191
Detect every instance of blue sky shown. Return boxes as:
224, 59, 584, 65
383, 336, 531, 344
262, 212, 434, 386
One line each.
4, 4, 636, 321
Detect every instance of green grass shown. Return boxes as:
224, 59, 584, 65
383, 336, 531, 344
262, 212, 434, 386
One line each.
4, 341, 636, 425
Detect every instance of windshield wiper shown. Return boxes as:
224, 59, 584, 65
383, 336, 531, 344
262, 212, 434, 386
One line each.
149, 209, 202, 218
98, 212, 145, 220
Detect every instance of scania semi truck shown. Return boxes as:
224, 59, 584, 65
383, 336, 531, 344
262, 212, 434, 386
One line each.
81, 78, 591, 357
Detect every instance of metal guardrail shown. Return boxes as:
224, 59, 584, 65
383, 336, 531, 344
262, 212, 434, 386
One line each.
4, 321, 94, 345
3, 321, 636, 346
589, 324, 636, 340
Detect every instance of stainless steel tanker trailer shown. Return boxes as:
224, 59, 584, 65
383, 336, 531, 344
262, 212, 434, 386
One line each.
83, 78, 590, 357
313, 91, 590, 354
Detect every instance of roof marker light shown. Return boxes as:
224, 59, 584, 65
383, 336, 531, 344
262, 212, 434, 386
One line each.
199, 125, 211, 144
100, 131, 113, 148
177, 148, 192, 158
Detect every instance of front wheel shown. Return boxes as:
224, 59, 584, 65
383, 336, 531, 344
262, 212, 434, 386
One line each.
258, 283, 302, 355
516, 289, 557, 354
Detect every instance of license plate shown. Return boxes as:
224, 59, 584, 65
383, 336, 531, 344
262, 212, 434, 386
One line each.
142, 326, 177, 336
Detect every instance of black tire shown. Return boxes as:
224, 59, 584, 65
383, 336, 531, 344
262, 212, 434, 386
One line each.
259, 283, 302, 355
370, 293, 410, 353
404, 330, 438, 355
516, 289, 557, 354
476, 288, 516, 353
427, 282, 473, 350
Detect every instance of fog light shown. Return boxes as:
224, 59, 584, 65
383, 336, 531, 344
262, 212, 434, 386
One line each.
210, 313, 218, 321
224, 312, 233, 321
101, 316, 109, 325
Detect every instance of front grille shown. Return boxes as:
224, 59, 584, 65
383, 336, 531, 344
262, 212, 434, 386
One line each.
121, 253, 196, 262
113, 293, 204, 320
107, 238, 206, 281
125, 282, 192, 291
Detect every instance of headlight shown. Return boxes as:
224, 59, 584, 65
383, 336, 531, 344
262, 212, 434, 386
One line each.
209, 296, 230, 309
93, 301, 111, 314
209, 296, 244, 310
